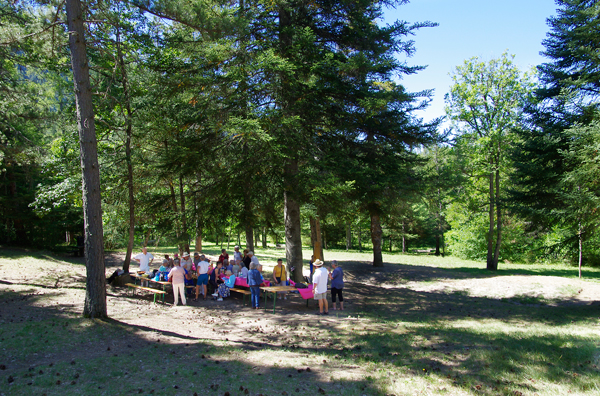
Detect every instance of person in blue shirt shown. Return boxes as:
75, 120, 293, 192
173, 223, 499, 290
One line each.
248, 263, 262, 309
329, 260, 344, 311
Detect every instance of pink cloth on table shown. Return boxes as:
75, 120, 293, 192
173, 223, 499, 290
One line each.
228, 277, 270, 287
234, 277, 248, 287
289, 280, 314, 299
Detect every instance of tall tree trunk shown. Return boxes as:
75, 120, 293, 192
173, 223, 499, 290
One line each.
245, 225, 254, 252
492, 166, 501, 269
116, 27, 135, 273
243, 189, 254, 251
168, 179, 181, 244
228, 223, 232, 249
255, 228, 259, 248
262, 226, 267, 248
194, 173, 202, 252
284, 160, 303, 282
346, 222, 351, 251
435, 200, 442, 256
486, 167, 496, 270
179, 175, 189, 253
310, 216, 324, 260
370, 208, 383, 267
66, 0, 106, 318
143, 228, 151, 247
358, 226, 362, 252
578, 223, 582, 279
401, 221, 405, 253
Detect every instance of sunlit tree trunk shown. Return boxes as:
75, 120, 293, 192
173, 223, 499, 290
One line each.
370, 208, 383, 267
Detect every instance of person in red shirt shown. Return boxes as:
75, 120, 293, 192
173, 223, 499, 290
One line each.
218, 249, 229, 264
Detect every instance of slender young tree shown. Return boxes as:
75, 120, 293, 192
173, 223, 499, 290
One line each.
446, 53, 534, 271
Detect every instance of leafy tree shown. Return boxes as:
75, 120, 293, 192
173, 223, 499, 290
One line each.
511, 0, 600, 269
446, 52, 534, 270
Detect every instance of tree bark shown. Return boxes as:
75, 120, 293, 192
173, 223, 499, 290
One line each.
179, 175, 189, 253
578, 224, 582, 279
284, 159, 303, 282
358, 226, 362, 252
346, 222, 351, 250
245, 225, 254, 252
116, 27, 135, 274
401, 221, 405, 253
486, 166, 496, 270
262, 226, 267, 248
370, 209, 383, 267
310, 216, 324, 260
435, 200, 442, 256
66, 0, 107, 318
492, 166, 501, 269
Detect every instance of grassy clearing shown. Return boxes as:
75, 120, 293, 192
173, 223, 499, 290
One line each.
1, 246, 600, 395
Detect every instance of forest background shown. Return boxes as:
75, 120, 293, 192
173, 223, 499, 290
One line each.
2, 0, 600, 306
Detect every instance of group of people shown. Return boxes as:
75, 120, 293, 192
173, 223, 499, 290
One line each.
129, 246, 345, 314
311, 258, 344, 315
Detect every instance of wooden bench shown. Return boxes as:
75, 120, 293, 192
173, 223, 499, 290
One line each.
125, 283, 167, 304
230, 288, 251, 305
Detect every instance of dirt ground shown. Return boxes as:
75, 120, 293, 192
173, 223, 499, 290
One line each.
2, 250, 599, 375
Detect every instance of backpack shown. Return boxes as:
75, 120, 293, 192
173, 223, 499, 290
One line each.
295, 282, 308, 289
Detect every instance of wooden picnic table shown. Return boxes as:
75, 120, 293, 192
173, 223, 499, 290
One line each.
260, 285, 297, 313
130, 273, 171, 290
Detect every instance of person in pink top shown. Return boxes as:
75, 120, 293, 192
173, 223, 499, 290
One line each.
168, 259, 188, 307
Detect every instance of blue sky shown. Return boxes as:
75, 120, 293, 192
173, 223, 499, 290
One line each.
382, 0, 559, 123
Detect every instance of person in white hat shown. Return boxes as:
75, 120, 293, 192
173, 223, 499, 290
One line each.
312, 259, 329, 315
181, 252, 193, 272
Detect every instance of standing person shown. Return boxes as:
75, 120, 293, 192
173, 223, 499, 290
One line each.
233, 246, 243, 266
194, 254, 209, 301
248, 251, 259, 267
193, 252, 201, 267
181, 252, 193, 271
272, 259, 288, 300
132, 247, 154, 286
248, 263, 262, 309
132, 247, 154, 274
312, 259, 329, 315
218, 249, 229, 264
329, 260, 344, 310
168, 259, 188, 307
242, 249, 251, 269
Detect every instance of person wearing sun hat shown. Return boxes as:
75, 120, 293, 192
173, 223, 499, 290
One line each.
181, 252, 193, 271
312, 259, 329, 315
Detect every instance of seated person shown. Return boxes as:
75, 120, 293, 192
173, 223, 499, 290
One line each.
209, 261, 224, 296
157, 259, 170, 281
240, 265, 249, 279
215, 274, 236, 301
225, 259, 233, 273
231, 262, 240, 275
